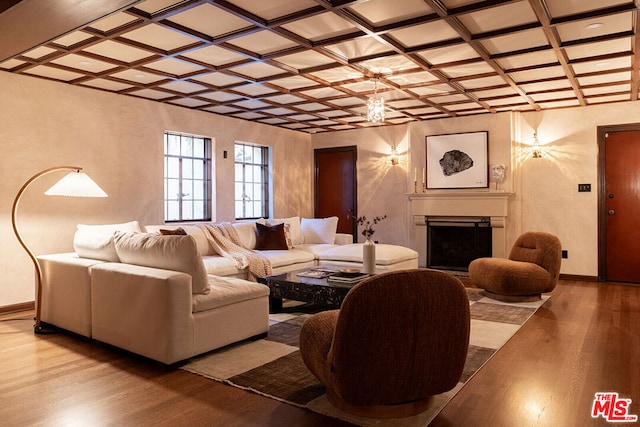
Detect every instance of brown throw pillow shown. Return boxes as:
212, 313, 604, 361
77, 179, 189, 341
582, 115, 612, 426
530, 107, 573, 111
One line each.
255, 222, 288, 250
160, 227, 188, 236
267, 221, 294, 249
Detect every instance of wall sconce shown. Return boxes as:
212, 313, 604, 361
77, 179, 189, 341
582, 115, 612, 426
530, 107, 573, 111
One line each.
531, 132, 543, 158
390, 145, 399, 165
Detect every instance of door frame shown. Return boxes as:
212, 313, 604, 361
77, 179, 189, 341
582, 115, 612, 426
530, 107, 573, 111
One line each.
313, 145, 358, 236
597, 123, 640, 281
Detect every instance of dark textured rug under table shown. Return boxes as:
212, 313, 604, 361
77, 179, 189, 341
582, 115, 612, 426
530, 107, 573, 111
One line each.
181, 288, 548, 427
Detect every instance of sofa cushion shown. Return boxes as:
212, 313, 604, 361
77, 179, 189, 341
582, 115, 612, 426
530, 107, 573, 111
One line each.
202, 256, 243, 277
113, 231, 210, 294
268, 216, 303, 245
259, 248, 315, 268
255, 222, 289, 250
301, 216, 339, 244
74, 220, 142, 262
318, 243, 418, 266
144, 224, 212, 256
295, 243, 339, 258
192, 276, 269, 313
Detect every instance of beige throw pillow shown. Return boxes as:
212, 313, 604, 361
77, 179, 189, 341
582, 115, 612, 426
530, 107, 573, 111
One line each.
267, 216, 303, 246
113, 231, 210, 295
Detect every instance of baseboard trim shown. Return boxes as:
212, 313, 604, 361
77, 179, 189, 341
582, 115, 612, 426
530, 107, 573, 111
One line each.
0, 301, 34, 315
559, 274, 599, 282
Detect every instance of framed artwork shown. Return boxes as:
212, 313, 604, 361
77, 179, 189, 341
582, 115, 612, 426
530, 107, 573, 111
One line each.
426, 131, 488, 189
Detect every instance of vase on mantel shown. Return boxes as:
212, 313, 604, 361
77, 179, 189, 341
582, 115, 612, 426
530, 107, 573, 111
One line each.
363, 238, 376, 274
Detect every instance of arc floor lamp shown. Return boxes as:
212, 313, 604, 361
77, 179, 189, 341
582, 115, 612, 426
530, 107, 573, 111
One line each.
11, 166, 108, 334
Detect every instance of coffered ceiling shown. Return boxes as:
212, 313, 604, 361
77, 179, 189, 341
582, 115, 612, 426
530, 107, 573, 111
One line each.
2, 0, 639, 133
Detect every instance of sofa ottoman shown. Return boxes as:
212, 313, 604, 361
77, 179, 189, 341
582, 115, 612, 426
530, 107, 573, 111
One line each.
318, 244, 418, 273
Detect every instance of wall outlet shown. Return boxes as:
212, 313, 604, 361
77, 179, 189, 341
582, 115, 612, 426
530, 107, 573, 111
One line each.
578, 183, 591, 192
562, 250, 568, 259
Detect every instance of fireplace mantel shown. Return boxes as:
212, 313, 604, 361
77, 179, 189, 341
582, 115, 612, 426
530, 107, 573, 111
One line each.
409, 191, 514, 259
409, 191, 513, 220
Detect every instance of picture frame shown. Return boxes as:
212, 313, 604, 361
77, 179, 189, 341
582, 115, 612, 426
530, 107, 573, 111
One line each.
425, 131, 488, 189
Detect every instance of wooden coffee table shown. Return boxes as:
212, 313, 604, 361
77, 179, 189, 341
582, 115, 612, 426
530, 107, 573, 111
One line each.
257, 266, 369, 312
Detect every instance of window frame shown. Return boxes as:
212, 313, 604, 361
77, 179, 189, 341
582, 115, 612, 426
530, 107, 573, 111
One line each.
164, 131, 212, 223
234, 142, 270, 220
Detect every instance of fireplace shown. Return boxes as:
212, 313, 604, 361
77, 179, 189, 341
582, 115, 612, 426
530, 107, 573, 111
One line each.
410, 191, 512, 268
427, 217, 492, 271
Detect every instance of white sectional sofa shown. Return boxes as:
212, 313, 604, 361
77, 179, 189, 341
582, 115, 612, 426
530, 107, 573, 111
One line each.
37, 217, 418, 365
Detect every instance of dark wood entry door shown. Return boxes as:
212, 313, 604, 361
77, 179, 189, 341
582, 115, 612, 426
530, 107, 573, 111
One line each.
314, 146, 357, 237
604, 130, 640, 283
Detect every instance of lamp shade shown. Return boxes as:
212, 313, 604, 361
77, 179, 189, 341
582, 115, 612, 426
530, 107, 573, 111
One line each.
44, 171, 108, 197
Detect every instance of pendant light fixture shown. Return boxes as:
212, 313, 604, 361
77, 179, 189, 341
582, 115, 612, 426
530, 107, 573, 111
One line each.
367, 76, 384, 123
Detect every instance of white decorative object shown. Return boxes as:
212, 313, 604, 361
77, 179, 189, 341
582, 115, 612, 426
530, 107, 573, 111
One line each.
363, 239, 376, 274
491, 164, 506, 189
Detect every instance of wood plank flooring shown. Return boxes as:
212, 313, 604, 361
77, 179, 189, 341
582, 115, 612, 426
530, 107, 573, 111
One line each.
1, 279, 638, 426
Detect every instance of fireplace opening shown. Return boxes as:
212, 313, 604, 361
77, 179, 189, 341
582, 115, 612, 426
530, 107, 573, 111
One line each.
427, 217, 492, 272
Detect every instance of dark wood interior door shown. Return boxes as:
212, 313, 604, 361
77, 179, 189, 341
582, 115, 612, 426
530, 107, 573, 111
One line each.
314, 146, 357, 237
605, 130, 640, 283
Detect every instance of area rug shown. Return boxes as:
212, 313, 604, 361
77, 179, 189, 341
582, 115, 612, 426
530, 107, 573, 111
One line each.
181, 288, 549, 426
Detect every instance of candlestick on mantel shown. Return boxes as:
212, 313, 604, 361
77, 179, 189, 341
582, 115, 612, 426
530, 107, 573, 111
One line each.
414, 180, 417, 193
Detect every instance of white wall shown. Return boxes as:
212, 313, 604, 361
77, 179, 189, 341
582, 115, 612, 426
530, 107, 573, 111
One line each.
4, 69, 640, 307
311, 113, 513, 260
312, 125, 411, 245
313, 102, 640, 278
0, 71, 312, 307
517, 102, 640, 277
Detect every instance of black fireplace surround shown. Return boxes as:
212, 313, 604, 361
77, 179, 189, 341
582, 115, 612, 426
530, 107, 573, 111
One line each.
427, 217, 492, 272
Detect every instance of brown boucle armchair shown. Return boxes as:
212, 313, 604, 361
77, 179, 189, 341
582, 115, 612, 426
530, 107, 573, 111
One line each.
468, 231, 562, 302
299, 269, 470, 419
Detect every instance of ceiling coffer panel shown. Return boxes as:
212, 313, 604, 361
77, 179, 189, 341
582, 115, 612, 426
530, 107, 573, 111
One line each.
0, 0, 638, 132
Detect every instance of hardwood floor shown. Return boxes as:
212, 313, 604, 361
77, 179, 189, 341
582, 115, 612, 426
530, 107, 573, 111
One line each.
1, 279, 638, 426
433, 279, 640, 427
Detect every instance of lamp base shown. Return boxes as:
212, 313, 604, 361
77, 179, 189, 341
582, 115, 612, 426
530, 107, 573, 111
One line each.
34, 322, 58, 335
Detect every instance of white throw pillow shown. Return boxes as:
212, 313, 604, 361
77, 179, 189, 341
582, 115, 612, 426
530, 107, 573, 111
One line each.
73, 229, 119, 262
144, 224, 212, 256
77, 220, 141, 234
268, 216, 303, 246
113, 231, 210, 295
301, 216, 339, 244
74, 221, 142, 261
232, 221, 260, 249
